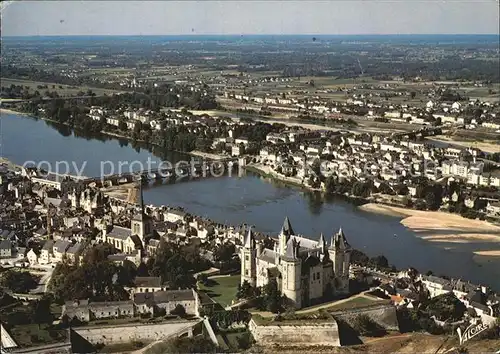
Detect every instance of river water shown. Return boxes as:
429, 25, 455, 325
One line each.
1, 113, 499, 290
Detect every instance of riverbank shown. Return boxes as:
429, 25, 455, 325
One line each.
0, 108, 26, 116
245, 163, 321, 191
359, 203, 500, 258
189, 150, 229, 161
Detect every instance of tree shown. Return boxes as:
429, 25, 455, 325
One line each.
214, 243, 235, 263
325, 175, 335, 194
370, 255, 389, 269
170, 304, 186, 317
423, 292, 466, 322
31, 295, 52, 327
118, 119, 127, 131
311, 158, 322, 178
262, 278, 283, 313
136, 262, 149, 276
350, 249, 370, 266
0, 270, 38, 293
197, 273, 209, 286
83, 243, 116, 265
236, 280, 254, 299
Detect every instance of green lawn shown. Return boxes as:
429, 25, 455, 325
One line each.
198, 275, 241, 308
326, 296, 385, 312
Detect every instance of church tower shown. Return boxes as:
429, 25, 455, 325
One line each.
131, 176, 152, 246
240, 226, 256, 286
281, 237, 302, 309
328, 227, 351, 295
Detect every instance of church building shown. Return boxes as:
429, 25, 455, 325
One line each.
103, 177, 154, 255
240, 217, 351, 309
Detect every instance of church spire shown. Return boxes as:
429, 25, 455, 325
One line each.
244, 225, 255, 249
138, 175, 145, 216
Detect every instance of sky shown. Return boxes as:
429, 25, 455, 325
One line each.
2, 0, 499, 36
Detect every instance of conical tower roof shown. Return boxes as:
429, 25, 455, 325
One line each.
337, 227, 351, 250
244, 225, 255, 248
330, 227, 351, 250
318, 233, 327, 253
281, 216, 295, 236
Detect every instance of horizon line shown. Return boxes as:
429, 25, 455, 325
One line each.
2, 33, 500, 38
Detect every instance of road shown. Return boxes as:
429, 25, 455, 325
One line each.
31, 267, 54, 294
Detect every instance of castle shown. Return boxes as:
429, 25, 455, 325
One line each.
241, 217, 351, 309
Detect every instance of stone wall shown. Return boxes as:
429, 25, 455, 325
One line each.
249, 319, 341, 346
73, 320, 200, 345
331, 303, 399, 331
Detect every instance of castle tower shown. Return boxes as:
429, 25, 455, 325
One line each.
278, 216, 295, 255
328, 227, 351, 295
240, 226, 256, 286
281, 237, 302, 309
131, 176, 152, 246
318, 233, 327, 260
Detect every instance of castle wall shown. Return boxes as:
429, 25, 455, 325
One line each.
73, 320, 198, 345
308, 264, 324, 301
249, 319, 341, 346
331, 303, 399, 331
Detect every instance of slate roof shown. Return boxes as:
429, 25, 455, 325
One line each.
134, 276, 162, 288
258, 248, 276, 265
54, 240, 71, 253
67, 242, 84, 255
154, 289, 195, 303
34, 227, 47, 237
134, 289, 195, 306
129, 235, 143, 248
470, 301, 490, 313
107, 226, 132, 240
42, 240, 55, 251
107, 254, 127, 262
0, 239, 12, 250
424, 275, 452, 287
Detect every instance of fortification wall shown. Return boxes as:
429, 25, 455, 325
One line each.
73, 320, 199, 345
331, 303, 399, 331
249, 319, 341, 346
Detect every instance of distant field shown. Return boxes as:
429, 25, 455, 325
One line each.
0, 78, 123, 96
464, 85, 500, 102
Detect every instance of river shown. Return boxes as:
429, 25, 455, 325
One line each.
1, 112, 499, 290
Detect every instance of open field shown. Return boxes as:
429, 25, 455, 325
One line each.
0, 78, 123, 96
426, 136, 500, 153
198, 274, 240, 308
